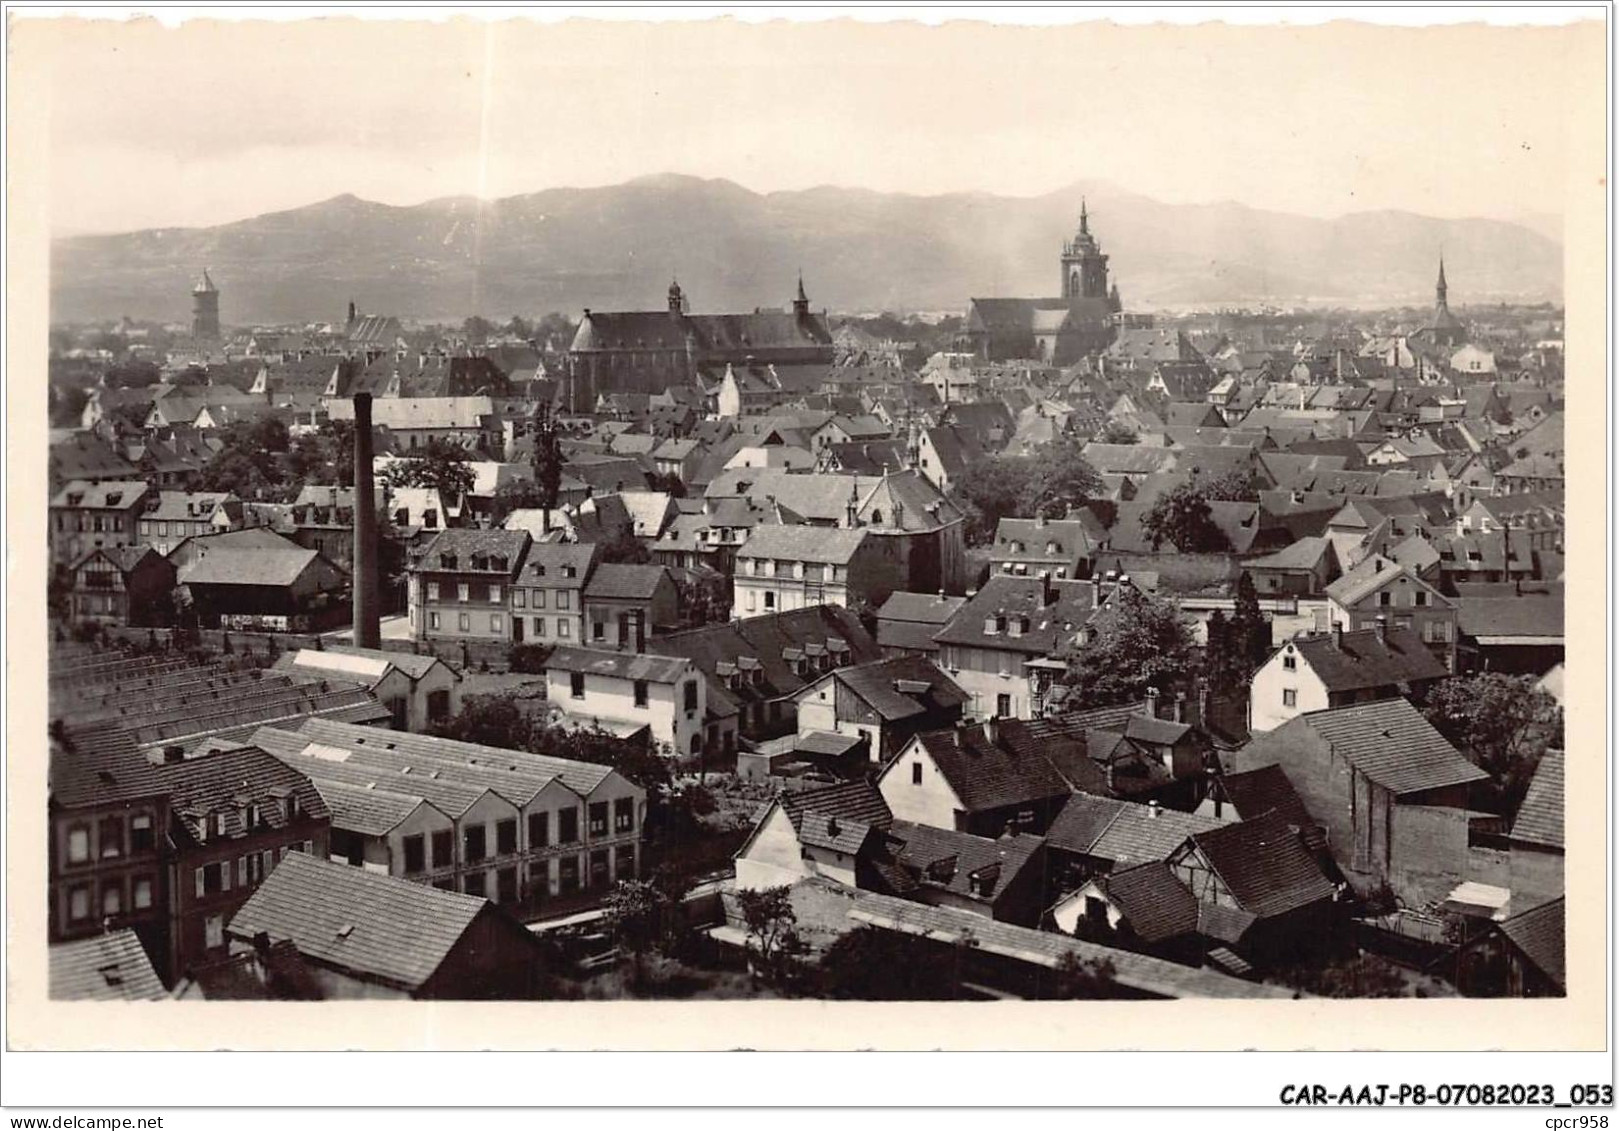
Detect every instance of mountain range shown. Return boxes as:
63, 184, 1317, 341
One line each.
49, 174, 1563, 324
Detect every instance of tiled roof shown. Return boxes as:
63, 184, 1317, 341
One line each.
846, 890, 1294, 999
1218, 764, 1318, 836
583, 563, 670, 601
49, 930, 167, 1001
910, 724, 1073, 814
1244, 536, 1334, 572
1325, 555, 1442, 609
1511, 749, 1563, 849
413, 528, 530, 574
831, 655, 970, 722
875, 590, 968, 626
227, 852, 498, 991
880, 820, 1043, 902
652, 606, 881, 712
1294, 698, 1488, 795
546, 646, 691, 685
312, 776, 440, 836
49, 723, 167, 807
736, 524, 868, 566
930, 575, 1095, 654
50, 479, 150, 510
178, 547, 332, 588
309, 716, 619, 799
154, 745, 330, 847
779, 778, 893, 835
1087, 800, 1224, 868
1496, 896, 1564, 991
1287, 627, 1449, 692
1099, 861, 1200, 943
1186, 812, 1334, 919
1455, 597, 1564, 641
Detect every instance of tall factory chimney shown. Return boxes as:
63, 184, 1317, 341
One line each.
352, 392, 381, 648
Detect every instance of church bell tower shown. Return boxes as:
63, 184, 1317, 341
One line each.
1060, 199, 1109, 301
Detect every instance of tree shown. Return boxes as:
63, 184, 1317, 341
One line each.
1423, 673, 1562, 812
1066, 586, 1198, 706
530, 403, 564, 512
736, 885, 807, 989
462, 315, 495, 344
1139, 483, 1230, 552
1024, 438, 1103, 520
1050, 951, 1122, 999
1200, 468, 1261, 503
381, 437, 475, 500
605, 878, 672, 988
504, 315, 534, 340
596, 527, 651, 565
1098, 419, 1139, 445
1229, 571, 1272, 670
956, 455, 1037, 544
646, 471, 688, 498
488, 478, 552, 528
815, 927, 964, 1000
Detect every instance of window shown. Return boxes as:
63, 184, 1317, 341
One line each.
514, 589, 526, 609
614, 798, 635, 834
557, 590, 571, 611
684, 680, 699, 712
458, 612, 470, 632
403, 834, 426, 874
764, 591, 776, 610
464, 824, 488, 864
66, 825, 90, 864
559, 808, 580, 845
592, 619, 606, 641
1415, 591, 1428, 607
996, 693, 1012, 718
911, 762, 923, 785
102, 882, 123, 917
133, 877, 153, 910
462, 870, 487, 898
558, 619, 571, 638
429, 612, 441, 630
205, 914, 224, 950
490, 584, 503, 604
431, 829, 454, 869
1282, 689, 1298, 708
427, 581, 440, 601
1282, 653, 1297, 672
570, 672, 586, 699
529, 811, 549, 849
497, 819, 518, 856
490, 614, 503, 633
458, 583, 471, 603
1378, 591, 1392, 607
68, 885, 91, 921
633, 680, 649, 708
532, 588, 547, 609
246, 853, 264, 885
746, 589, 757, 612
197, 862, 225, 896
558, 856, 581, 893
615, 843, 636, 879
497, 867, 518, 903
428, 690, 451, 722
589, 850, 611, 890
589, 803, 609, 837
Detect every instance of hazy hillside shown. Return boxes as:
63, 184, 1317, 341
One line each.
50, 174, 1563, 324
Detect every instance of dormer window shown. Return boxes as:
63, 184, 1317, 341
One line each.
439, 553, 458, 570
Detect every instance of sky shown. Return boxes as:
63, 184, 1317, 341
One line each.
23, 13, 1602, 235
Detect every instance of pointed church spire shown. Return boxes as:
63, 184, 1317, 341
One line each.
1436, 255, 1448, 304
793, 270, 810, 317
1080, 197, 1089, 236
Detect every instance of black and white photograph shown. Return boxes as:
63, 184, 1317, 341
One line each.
2, 4, 1611, 1111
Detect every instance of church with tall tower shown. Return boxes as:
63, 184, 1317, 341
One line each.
964, 200, 1124, 364
1411, 257, 1467, 349
191, 268, 220, 341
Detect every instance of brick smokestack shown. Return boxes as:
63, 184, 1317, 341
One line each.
352, 392, 381, 649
